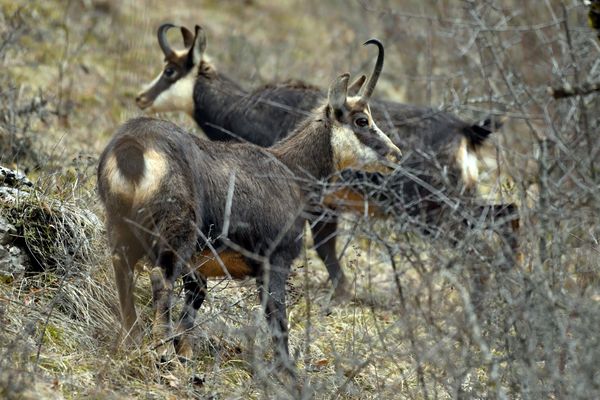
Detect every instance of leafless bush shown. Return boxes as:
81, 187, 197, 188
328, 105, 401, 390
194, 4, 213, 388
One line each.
0, 8, 53, 173
1, 1, 600, 399
306, 1, 600, 398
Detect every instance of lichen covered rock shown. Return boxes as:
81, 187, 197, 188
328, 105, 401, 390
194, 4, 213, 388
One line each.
0, 165, 101, 277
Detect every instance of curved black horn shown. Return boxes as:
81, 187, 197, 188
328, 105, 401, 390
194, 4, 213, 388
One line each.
157, 23, 176, 58
360, 38, 385, 101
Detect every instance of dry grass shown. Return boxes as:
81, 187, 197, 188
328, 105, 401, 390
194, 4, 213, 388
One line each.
1, 0, 599, 398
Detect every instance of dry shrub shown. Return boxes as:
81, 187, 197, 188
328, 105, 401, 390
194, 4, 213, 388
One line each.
0, 8, 50, 172
0, 1, 600, 399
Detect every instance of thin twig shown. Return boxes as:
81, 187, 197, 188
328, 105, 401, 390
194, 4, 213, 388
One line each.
549, 80, 600, 98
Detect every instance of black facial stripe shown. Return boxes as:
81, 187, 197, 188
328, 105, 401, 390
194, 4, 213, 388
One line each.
143, 53, 195, 102
354, 129, 390, 157
145, 64, 196, 103
143, 75, 175, 102
334, 108, 344, 121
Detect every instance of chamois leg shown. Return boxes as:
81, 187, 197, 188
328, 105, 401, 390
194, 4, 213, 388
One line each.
469, 204, 520, 265
311, 218, 350, 300
487, 203, 520, 264
109, 224, 144, 347
174, 270, 207, 361
147, 208, 199, 362
151, 248, 191, 363
257, 256, 292, 369
491, 203, 520, 253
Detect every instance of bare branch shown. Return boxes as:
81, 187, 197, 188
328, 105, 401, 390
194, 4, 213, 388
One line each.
549, 80, 600, 98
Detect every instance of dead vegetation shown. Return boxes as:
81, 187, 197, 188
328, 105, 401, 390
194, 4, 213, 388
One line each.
0, 0, 599, 399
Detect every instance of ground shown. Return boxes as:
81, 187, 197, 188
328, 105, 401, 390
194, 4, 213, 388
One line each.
1, 1, 599, 399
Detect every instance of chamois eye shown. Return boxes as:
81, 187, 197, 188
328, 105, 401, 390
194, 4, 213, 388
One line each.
164, 67, 176, 78
355, 117, 369, 128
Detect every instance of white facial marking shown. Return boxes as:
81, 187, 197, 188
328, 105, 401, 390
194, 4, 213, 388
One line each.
147, 70, 196, 116
140, 49, 197, 116
455, 137, 479, 188
331, 124, 380, 171
346, 95, 362, 104
104, 148, 168, 204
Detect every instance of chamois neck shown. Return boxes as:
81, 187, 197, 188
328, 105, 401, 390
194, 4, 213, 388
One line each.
269, 106, 334, 180
192, 70, 250, 141
193, 69, 323, 147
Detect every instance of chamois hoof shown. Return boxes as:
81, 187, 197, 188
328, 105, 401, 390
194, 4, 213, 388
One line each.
273, 361, 302, 395
190, 374, 205, 387
274, 358, 298, 381
331, 282, 352, 305
157, 353, 176, 367
154, 343, 178, 369
119, 325, 144, 349
515, 251, 525, 265
174, 337, 194, 363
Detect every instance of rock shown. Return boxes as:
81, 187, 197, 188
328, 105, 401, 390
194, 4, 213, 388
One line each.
0, 165, 101, 274
0, 166, 33, 188
0, 186, 31, 204
0, 215, 17, 245
0, 243, 30, 279
0, 168, 33, 278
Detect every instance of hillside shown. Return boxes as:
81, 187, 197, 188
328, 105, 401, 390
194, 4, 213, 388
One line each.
1, 1, 599, 398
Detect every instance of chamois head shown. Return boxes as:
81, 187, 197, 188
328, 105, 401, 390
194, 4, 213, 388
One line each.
326, 39, 401, 171
136, 24, 209, 115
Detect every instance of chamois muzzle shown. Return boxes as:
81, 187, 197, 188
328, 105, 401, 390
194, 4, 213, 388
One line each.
385, 145, 402, 165
136, 93, 151, 110
360, 38, 384, 102
158, 23, 177, 59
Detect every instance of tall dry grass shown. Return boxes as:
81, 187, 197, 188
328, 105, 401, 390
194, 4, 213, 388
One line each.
0, 0, 599, 398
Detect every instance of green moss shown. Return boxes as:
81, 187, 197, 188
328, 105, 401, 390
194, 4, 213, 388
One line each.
43, 323, 63, 346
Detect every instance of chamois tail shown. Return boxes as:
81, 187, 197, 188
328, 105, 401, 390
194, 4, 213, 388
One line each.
462, 115, 505, 148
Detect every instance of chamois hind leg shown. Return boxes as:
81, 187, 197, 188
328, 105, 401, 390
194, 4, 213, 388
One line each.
256, 255, 293, 371
483, 203, 520, 265
311, 218, 350, 301
109, 223, 145, 348
458, 203, 520, 263
150, 228, 197, 363
174, 269, 207, 362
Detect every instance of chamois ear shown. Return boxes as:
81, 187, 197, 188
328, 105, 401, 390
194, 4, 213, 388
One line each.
328, 73, 350, 113
347, 74, 366, 97
189, 25, 207, 65
181, 26, 194, 48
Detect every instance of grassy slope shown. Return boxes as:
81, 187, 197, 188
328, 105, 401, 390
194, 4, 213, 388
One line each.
0, 1, 431, 398
1, 0, 599, 399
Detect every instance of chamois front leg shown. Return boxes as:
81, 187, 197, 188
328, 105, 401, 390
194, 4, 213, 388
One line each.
310, 218, 350, 301
462, 203, 521, 267
257, 255, 293, 371
485, 203, 521, 265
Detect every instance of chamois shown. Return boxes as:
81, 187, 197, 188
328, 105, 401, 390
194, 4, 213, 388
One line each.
98, 38, 400, 363
136, 23, 519, 298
